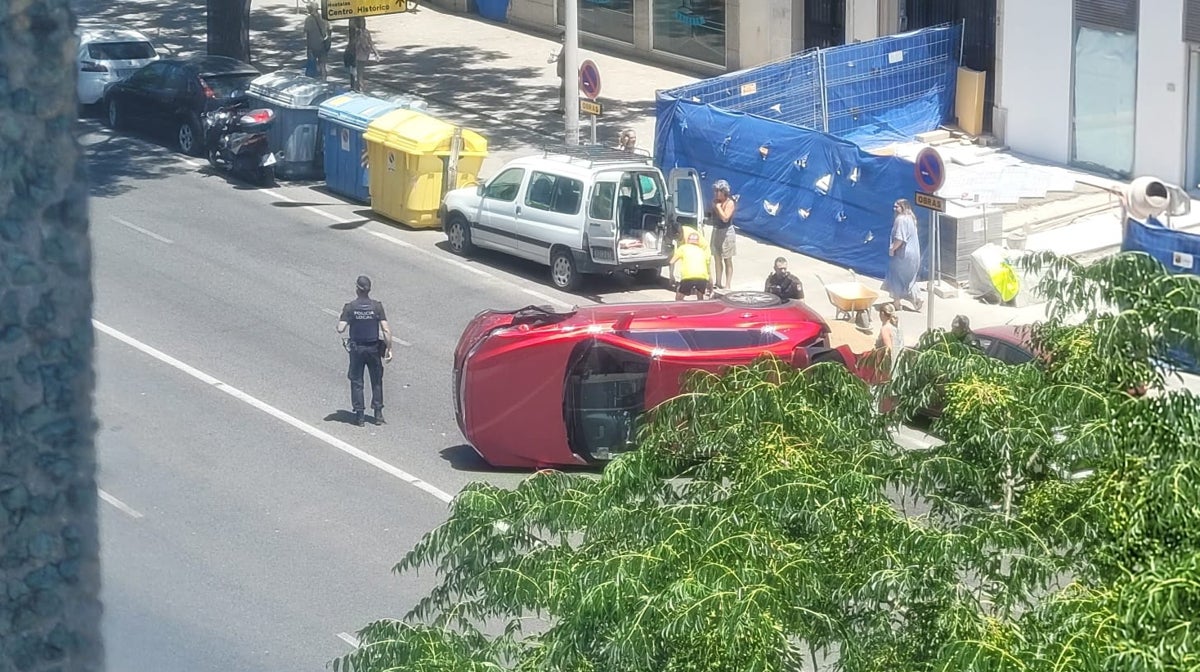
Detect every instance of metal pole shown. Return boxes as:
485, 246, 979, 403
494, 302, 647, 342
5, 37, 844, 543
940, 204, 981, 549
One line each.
927, 211, 938, 332
564, 0, 581, 146
444, 127, 462, 201
590, 114, 597, 145
958, 18, 966, 64
818, 49, 830, 133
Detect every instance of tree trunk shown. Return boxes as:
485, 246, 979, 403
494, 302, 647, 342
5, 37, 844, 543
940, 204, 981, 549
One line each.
207, 0, 252, 63
0, 0, 103, 670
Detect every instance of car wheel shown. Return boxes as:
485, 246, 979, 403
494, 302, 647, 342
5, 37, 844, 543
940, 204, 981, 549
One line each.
177, 117, 202, 156
445, 214, 474, 256
105, 99, 123, 130
550, 248, 580, 291
721, 290, 783, 308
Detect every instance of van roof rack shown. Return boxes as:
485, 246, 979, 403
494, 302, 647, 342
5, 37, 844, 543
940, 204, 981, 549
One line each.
540, 144, 654, 166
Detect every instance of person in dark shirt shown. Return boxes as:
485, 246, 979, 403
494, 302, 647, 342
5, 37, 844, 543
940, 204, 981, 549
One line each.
336, 275, 392, 426
764, 257, 804, 300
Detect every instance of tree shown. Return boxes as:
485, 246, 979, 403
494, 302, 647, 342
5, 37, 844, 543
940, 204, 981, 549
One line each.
207, 0, 252, 63
334, 252, 1200, 672
1, 1, 103, 670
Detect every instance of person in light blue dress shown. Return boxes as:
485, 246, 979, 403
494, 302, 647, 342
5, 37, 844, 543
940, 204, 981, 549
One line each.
882, 198, 923, 311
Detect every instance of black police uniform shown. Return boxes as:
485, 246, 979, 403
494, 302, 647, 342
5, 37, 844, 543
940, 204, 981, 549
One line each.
341, 295, 387, 418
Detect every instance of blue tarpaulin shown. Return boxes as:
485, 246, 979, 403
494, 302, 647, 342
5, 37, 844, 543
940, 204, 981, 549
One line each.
654, 25, 961, 279
1122, 216, 1200, 373
655, 97, 930, 280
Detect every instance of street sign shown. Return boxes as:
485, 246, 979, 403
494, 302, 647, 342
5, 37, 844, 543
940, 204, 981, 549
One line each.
579, 59, 601, 101
914, 191, 946, 212
323, 0, 408, 20
579, 99, 602, 116
914, 147, 945, 194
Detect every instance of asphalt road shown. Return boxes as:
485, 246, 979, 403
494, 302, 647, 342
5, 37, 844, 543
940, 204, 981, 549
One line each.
83, 119, 667, 670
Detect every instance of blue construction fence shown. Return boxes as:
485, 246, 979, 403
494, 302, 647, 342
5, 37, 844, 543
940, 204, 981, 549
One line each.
654, 24, 962, 280
1122, 217, 1200, 374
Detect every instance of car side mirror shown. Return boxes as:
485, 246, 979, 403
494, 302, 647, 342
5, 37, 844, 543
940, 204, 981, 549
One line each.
476, 184, 485, 197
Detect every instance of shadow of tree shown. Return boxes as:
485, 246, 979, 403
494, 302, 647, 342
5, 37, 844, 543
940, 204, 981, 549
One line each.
70, 0, 656, 154
76, 120, 194, 198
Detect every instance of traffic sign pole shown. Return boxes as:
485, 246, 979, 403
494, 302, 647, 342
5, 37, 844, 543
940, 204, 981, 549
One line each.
928, 211, 938, 331
912, 147, 947, 331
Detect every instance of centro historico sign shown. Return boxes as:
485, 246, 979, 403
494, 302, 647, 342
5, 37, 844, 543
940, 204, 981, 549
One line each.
322, 0, 407, 20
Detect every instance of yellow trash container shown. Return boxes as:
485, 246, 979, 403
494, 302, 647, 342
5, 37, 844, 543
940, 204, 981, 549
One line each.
362, 109, 488, 229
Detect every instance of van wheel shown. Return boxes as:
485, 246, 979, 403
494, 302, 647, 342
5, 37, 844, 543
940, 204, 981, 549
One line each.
550, 248, 580, 291
721, 290, 783, 308
445, 214, 474, 255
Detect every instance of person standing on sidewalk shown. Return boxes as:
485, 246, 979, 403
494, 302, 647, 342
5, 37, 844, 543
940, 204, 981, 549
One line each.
709, 179, 737, 289
345, 17, 378, 92
547, 31, 565, 114
882, 198, 923, 311
303, 1, 331, 80
336, 275, 393, 426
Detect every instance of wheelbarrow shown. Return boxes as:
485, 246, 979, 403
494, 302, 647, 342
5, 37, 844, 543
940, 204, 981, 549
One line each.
817, 271, 880, 330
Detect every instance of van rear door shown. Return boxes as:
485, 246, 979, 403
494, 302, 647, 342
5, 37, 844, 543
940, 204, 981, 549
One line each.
585, 170, 622, 266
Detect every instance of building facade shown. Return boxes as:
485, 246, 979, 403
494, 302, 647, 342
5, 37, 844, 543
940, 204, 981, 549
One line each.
995, 0, 1197, 190
502, 0, 897, 72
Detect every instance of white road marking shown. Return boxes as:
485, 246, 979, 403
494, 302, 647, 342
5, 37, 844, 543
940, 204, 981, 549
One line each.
112, 217, 173, 244
259, 188, 350, 224
521, 287, 573, 309
336, 632, 360, 648
92, 319, 456, 504
391, 336, 413, 347
365, 229, 493, 278
98, 489, 144, 519
320, 307, 340, 317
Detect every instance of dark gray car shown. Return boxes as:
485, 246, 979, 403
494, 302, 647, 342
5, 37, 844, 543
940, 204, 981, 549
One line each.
103, 55, 260, 156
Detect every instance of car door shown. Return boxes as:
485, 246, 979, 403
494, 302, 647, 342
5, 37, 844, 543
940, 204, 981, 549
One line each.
584, 170, 622, 267
115, 61, 166, 123
666, 167, 703, 234
474, 167, 526, 253
155, 63, 191, 126
519, 170, 585, 261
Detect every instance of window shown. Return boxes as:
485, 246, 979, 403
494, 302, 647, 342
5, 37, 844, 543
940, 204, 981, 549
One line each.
202, 73, 256, 98
624, 329, 785, 351
625, 330, 691, 350
565, 342, 650, 460
556, 0, 635, 44
686, 329, 786, 350
127, 62, 167, 87
87, 41, 156, 60
483, 167, 525, 201
525, 171, 585, 215
590, 182, 617, 220
652, 0, 727, 67
162, 64, 188, 92
1070, 23, 1137, 177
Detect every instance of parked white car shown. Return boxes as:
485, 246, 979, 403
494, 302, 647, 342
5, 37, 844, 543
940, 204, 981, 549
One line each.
440, 147, 703, 291
76, 26, 162, 106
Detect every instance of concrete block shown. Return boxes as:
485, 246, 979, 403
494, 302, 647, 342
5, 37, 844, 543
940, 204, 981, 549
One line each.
917, 129, 951, 143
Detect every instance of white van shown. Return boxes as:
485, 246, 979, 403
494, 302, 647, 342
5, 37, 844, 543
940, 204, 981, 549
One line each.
439, 146, 703, 291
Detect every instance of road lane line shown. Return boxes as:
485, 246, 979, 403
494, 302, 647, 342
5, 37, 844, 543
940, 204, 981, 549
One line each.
259, 188, 350, 224
520, 287, 573, 309
92, 319, 456, 504
336, 632, 360, 648
320, 307, 340, 317
364, 230, 494, 278
99, 489, 144, 519
112, 217, 174, 244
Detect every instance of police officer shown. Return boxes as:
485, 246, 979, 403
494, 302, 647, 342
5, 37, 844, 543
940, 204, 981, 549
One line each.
336, 275, 392, 426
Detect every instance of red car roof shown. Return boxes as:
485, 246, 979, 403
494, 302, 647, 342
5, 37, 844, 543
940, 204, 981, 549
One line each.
454, 297, 831, 468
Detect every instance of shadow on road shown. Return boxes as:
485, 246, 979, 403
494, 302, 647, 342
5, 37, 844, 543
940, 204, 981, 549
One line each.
439, 444, 605, 476
77, 119, 194, 198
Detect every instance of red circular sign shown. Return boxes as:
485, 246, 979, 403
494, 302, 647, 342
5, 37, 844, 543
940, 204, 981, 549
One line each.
579, 59, 601, 101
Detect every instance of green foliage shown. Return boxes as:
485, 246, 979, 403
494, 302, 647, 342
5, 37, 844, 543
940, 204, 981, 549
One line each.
336, 251, 1200, 672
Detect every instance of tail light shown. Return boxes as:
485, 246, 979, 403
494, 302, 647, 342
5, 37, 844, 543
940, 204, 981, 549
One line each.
239, 109, 274, 125
81, 60, 108, 72
199, 78, 216, 98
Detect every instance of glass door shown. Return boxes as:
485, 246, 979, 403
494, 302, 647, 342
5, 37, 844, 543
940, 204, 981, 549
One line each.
1070, 24, 1138, 178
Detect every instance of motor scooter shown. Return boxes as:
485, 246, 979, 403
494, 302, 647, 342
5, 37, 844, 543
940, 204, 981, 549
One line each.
202, 103, 279, 186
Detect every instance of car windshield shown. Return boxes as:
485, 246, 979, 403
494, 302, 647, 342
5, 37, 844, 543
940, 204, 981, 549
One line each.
564, 341, 649, 461
203, 74, 256, 98
88, 41, 155, 60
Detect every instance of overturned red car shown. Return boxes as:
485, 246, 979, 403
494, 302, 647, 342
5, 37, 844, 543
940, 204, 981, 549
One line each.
452, 292, 854, 469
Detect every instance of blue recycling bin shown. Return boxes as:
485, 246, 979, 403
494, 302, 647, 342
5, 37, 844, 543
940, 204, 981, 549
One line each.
476, 0, 509, 22
317, 93, 403, 203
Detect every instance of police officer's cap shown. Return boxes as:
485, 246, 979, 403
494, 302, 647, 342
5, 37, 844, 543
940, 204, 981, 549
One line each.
356, 275, 372, 292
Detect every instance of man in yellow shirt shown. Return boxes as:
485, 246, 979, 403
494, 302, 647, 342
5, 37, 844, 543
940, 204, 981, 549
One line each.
669, 231, 712, 301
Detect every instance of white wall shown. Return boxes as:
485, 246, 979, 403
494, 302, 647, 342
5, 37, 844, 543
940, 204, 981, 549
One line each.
995, 0, 1073, 163
846, 0, 879, 42
1132, 0, 1188, 183
736, 0, 793, 68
